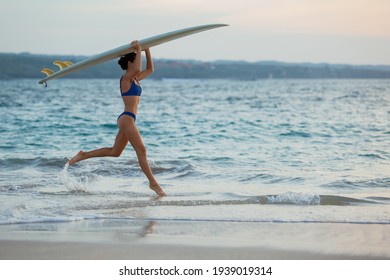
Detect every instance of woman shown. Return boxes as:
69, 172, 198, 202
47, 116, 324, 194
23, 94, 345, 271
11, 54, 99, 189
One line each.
68, 41, 165, 196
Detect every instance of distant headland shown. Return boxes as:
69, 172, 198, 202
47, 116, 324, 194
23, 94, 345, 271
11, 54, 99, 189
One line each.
1, 52, 390, 80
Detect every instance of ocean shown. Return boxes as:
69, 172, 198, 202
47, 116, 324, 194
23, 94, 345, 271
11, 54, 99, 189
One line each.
0, 78, 389, 225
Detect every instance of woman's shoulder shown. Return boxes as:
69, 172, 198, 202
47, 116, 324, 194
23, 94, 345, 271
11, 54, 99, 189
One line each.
121, 72, 137, 82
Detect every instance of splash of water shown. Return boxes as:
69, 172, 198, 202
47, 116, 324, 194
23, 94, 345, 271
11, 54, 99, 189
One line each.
58, 163, 88, 192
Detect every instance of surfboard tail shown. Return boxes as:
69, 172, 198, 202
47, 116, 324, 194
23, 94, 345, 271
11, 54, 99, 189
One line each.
41, 68, 55, 77
40, 60, 74, 79
53, 60, 74, 70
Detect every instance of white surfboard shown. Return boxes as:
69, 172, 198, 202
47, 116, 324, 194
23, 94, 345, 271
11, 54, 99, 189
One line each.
39, 24, 228, 84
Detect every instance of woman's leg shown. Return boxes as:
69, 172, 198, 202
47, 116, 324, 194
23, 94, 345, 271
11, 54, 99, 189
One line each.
119, 118, 166, 196
69, 115, 165, 196
68, 131, 128, 165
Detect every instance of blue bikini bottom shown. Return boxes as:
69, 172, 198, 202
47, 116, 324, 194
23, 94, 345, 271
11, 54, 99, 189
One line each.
117, 111, 136, 122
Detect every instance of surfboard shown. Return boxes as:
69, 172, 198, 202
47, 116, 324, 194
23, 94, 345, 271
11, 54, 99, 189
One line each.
39, 24, 228, 84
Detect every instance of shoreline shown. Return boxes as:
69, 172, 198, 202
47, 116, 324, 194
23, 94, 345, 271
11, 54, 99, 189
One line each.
1, 219, 389, 260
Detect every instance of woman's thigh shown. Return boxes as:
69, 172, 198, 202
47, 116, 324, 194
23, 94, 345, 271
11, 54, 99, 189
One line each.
118, 116, 145, 152
112, 130, 128, 155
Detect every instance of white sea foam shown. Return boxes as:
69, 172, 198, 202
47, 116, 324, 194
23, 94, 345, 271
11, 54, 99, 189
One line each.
0, 214, 107, 225
267, 192, 320, 205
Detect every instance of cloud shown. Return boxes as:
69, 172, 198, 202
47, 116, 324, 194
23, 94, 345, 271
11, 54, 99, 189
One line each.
221, 0, 390, 36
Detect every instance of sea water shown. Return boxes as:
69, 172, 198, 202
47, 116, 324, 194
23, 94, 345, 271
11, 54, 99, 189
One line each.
0, 78, 389, 225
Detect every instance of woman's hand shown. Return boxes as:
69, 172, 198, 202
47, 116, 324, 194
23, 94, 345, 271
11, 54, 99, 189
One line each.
131, 40, 142, 51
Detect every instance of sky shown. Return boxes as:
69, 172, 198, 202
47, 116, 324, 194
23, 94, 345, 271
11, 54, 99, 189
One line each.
1, 0, 389, 65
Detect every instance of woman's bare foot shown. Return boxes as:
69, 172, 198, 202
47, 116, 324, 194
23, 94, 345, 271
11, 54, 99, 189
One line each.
150, 183, 166, 196
68, 151, 85, 165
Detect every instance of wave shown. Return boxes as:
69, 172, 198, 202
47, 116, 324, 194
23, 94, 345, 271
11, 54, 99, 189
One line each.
1, 214, 389, 226
3, 154, 389, 191
1, 189, 388, 226
322, 177, 390, 189
0, 215, 103, 226
0, 156, 196, 174
267, 192, 320, 205
358, 153, 388, 160
239, 173, 304, 184
279, 130, 311, 138
0, 157, 69, 170
0, 183, 42, 191
44, 191, 386, 208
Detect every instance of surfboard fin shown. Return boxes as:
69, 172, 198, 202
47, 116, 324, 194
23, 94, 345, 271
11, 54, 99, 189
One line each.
53, 60, 73, 70
41, 68, 55, 77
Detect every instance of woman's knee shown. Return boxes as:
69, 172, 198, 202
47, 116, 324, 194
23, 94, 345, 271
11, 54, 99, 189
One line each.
110, 147, 122, 157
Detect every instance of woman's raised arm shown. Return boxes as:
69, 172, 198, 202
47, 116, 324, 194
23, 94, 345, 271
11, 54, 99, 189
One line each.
137, 48, 154, 81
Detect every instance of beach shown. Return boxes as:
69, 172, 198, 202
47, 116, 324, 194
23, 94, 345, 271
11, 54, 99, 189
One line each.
1, 219, 389, 260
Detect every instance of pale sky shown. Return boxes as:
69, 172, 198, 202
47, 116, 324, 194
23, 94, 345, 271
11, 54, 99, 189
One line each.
1, 0, 389, 64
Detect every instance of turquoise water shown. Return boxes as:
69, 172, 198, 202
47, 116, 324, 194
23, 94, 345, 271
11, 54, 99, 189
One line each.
0, 78, 389, 224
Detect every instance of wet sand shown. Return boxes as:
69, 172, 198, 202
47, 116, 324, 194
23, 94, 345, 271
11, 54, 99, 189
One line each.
0, 219, 389, 260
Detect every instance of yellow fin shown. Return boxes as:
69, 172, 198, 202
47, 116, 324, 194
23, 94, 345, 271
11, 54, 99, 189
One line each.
41, 68, 55, 77
53, 61, 68, 70
63, 61, 73, 66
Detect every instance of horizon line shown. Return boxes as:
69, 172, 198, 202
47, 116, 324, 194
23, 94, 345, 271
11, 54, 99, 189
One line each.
2, 51, 390, 67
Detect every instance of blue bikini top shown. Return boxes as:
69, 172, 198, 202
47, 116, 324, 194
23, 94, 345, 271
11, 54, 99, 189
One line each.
120, 77, 142, 96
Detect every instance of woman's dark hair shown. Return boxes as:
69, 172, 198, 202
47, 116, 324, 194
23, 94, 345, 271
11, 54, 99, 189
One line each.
118, 53, 136, 70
